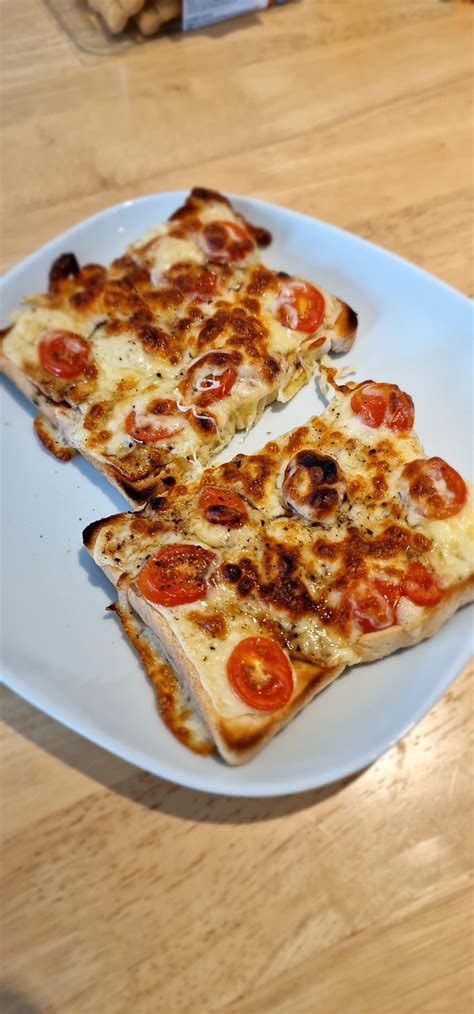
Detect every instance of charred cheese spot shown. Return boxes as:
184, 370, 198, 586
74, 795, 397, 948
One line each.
197, 310, 230, 348
222, 563, 242, 583
215, 452, 279, 508
164, 263, 218, 303
199, 221, 255, 264
188, 610, 227, 639
241, 296, 260, 314
175, 187, 231, 211
49, 253, 80, 292
282, 451, 345, 523
246, 267, 275, 296
188, 410, 218, 437
246, 224, 272, 249
83, 402, 107, 431
230, 540, 314, 618
136, 325, 173, 359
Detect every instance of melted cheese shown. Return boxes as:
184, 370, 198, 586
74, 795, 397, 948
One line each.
91, 377, 474, 739
3, 198, 356, 508
396, 597, 424, 628
133, 231, 207, 279
76, 390, 205, 464
145, 581, 354, 721
90, 329, 170, 400
162, 605, 261, 719
3, 306, 90, 368
129, 199, 258, 280
424, 492, 474, 583
325, 390, 422, 461
261, 287, 341, 358
195, 203, 246, 227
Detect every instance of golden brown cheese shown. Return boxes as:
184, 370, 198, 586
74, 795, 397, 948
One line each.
2, 188, 357, 507
130, 187, 272, 278
85, 380, 474, 730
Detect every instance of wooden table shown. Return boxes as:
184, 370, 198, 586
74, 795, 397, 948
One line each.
1, 2, 473, 1011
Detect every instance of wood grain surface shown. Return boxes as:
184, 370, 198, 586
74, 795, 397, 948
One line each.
1, 1, 473, 1012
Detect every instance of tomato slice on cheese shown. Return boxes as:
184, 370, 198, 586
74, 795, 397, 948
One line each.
350, 382, 414, 432
282, 450, 342, 522
402, 456, 467, 519
181, 352, 238, 408
346, 577, 400, 633
401, 562, 444, 606
198, 487, 249, 527
165, 264, 217, 303
197, 367, 236, 405
39, 330, 90, 379
125, 407, 184, 444
199, 220, 255, 263
227, 637, 293, 711
138, 544, 215, 607
277, 281, 325, 333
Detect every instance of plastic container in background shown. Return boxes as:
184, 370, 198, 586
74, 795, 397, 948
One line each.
43, 0, 180, 55
42, 0, 287, 57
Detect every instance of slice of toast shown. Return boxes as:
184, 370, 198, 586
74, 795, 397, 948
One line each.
84, 376, 474, 763
1, 188, 357, 509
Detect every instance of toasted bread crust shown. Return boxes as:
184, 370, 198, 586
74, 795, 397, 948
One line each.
112, 597, 214, 755
356, 576, 474, 663
332, 302, 358, 353
96, 559, 214, 754
33, 414, 77, 462
1, 354, 147, 507
127, 585, 344, 765
124, 577, 473, 763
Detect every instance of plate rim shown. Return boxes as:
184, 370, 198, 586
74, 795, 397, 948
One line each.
1, 189, 472, 309
1, 190, 472, 797
2, 641, 472, 797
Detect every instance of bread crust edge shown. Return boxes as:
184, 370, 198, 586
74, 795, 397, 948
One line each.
126, 575, 473, 764
1, 354, 151, 508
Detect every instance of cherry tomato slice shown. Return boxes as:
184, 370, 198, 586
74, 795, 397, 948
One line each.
196, 367, 237, 407
227, 637, 293, 711
38, 329, 90, 379
401, 562, 444, 607
403, 456, 467, 519
165, 264, 217, 303
351, 383, 414, 432
282, 450, 342, 522
347, 577, 400, 633
191, 270, 218, 303
198, 486, 248, 527
183, 353, 238, 408
125, 410, 183, 444
138, 544, 215, 608
200, 220, 254, 263
277, 281, 325, 333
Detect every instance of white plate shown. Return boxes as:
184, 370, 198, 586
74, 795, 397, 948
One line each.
1, 192, 473, 797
